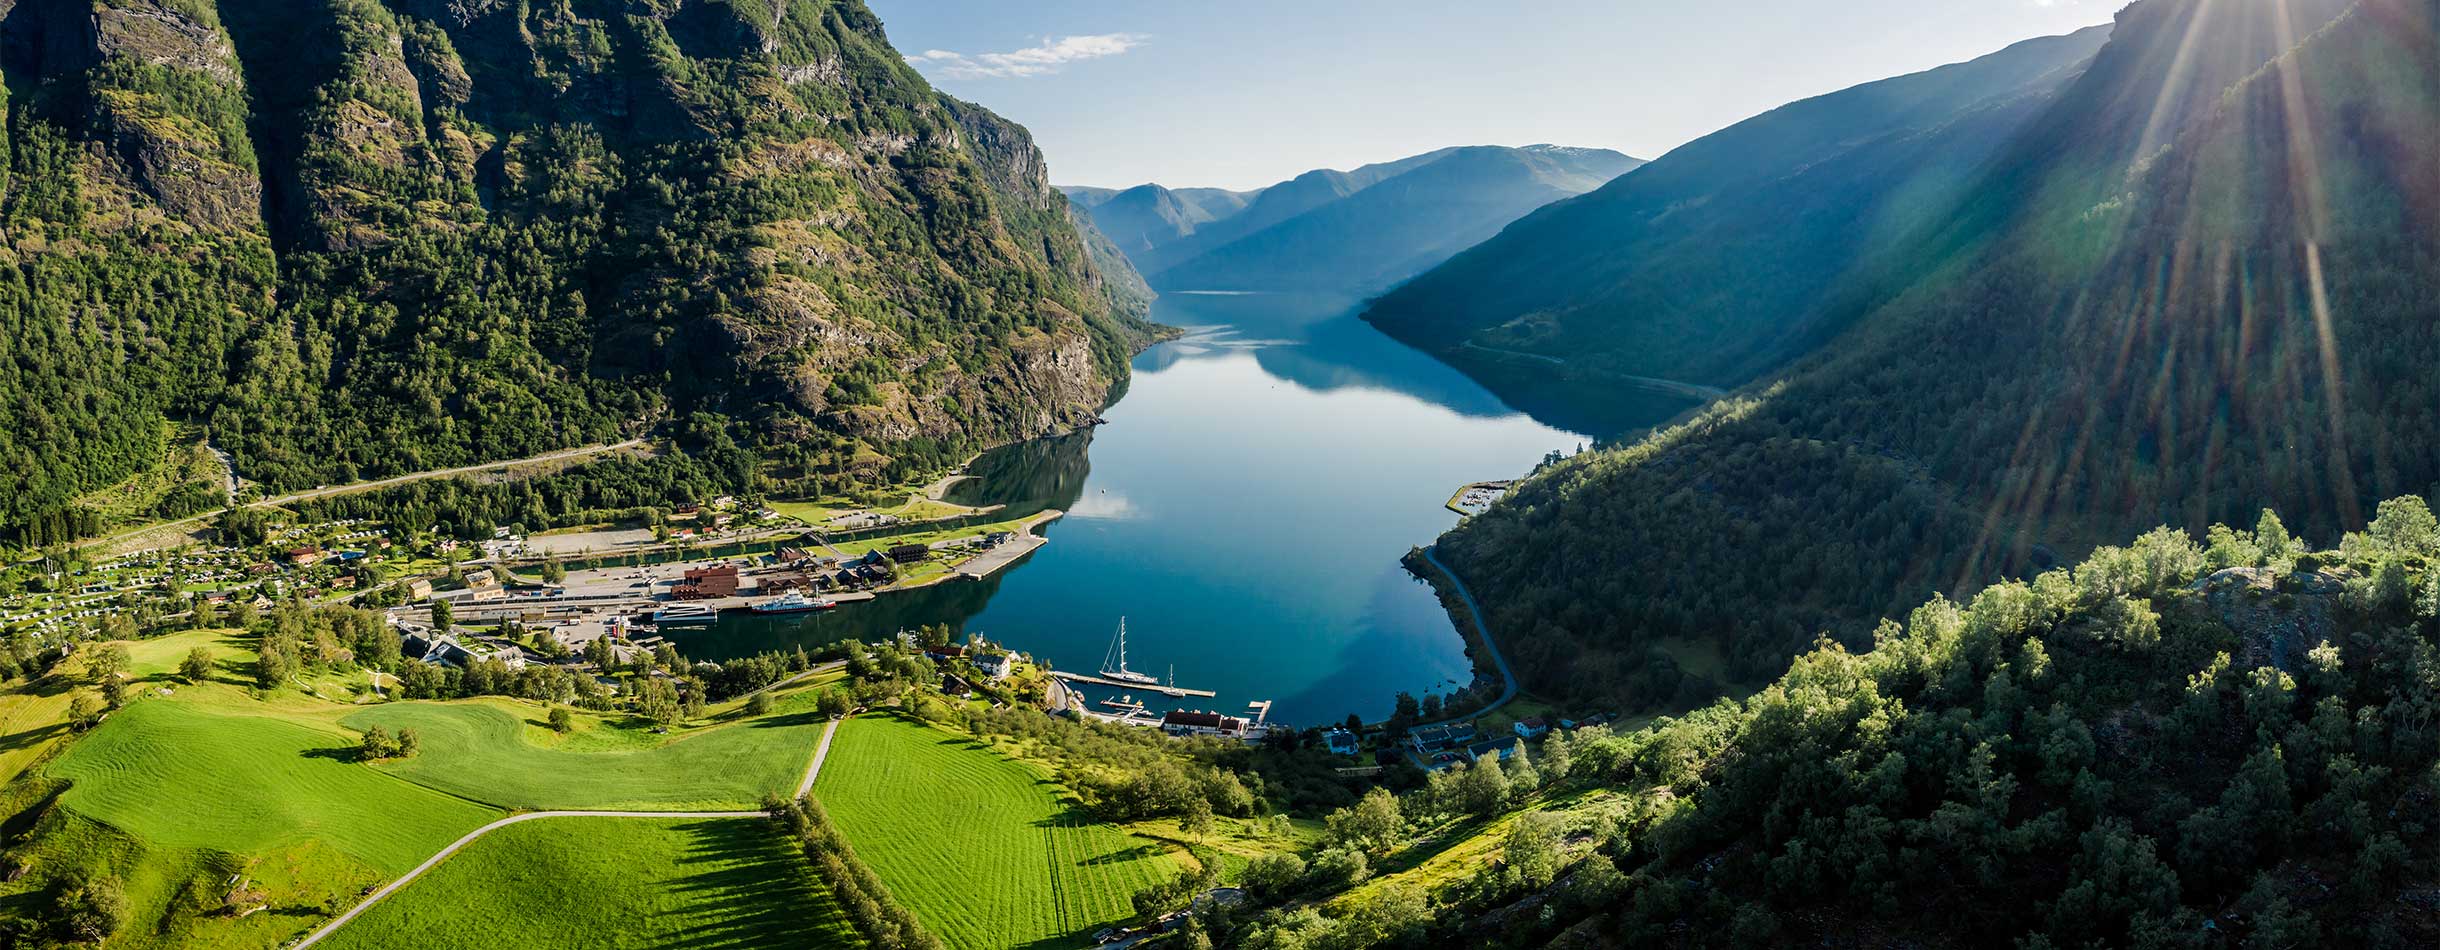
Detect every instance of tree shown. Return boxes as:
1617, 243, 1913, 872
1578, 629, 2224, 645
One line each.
357, 725, 399, 760
1242, 852, 1308, 900
1457, 759, 1509, 817
1503, 811, 1563, 890
1180, 797, 1215, 843
548, 706, 573, 733
817, 688, 853, 719
68, 691, 106, 731
53, 873, 128, 943
430, 599, 453, 633
1309, 847, 1370, 890
88, 643, 128, 685
746, 691, 774, 717
1327, 787, 1403, 853
639, 677, 682, 728
541, 557, 566, 585
256, 648, 291, 689
180, 646, 214, 684
397, 728, 421, 758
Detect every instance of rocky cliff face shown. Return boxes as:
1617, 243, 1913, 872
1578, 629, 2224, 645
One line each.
0, 0, 1154, 536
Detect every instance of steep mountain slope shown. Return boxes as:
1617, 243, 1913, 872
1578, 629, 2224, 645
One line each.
1153, 145, 1642, 295
1430, 0, 2428, 706
1362, 26, 2112, 418
1061, 183, 1259, 264
0, 0, 1153, 545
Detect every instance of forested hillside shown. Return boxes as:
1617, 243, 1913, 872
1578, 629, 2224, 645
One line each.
1220, 501, 2440, 948
1431, 0, 2439, 706
1361, 26, 2111, 420
0, 0, 1154, 546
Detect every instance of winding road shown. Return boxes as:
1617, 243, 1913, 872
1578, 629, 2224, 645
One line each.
291, 714, 842, 949
1413, 545, 1518, 727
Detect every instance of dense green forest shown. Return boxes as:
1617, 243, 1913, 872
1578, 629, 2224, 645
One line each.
0, 0, 1153, 547
1208, 499, 2440, 948
1428, 0, 2440, 708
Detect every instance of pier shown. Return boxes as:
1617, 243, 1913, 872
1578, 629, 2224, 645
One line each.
1048, 671, 1217, 697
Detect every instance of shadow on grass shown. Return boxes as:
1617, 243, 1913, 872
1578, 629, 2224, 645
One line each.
657, 818, 854, 950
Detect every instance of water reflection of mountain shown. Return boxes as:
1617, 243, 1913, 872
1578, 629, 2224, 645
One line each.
946, 428, 1095, 517
1152, 292, 1697, 437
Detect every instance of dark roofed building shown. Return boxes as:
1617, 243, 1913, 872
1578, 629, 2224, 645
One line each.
1162, 710, 1248, 738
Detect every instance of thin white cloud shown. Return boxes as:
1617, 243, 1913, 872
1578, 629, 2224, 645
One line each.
906, 33, 1146, 80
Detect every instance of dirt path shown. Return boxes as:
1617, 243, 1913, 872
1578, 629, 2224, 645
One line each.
294, 713, 847, 949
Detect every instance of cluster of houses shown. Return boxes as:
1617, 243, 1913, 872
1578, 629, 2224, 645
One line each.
1378, 713, 1616, 770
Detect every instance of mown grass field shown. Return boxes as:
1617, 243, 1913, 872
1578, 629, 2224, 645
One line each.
319, 817, 863, 950
50, 699, 501, 874
2, 630, 839, 949
341, 699, 828, 810
814, 715, 1183, 949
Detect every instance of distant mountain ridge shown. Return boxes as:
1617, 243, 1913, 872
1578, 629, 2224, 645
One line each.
1060, 144, 1641, 297
1362, 25, 2115, 426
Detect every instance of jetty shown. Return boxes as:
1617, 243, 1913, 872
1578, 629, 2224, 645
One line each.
1049, 670, 1216, 697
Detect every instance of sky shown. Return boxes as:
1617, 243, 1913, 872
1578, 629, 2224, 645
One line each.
867, 0, 2119, 191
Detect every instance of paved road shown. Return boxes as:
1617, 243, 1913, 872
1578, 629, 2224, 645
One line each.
1410, 545, 1518, 728
293, 712, 847, 949
798, 717, 840, 798
290, 809, 761, 948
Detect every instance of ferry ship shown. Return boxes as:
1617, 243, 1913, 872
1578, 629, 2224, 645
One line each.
749, 590, 836, 614
650, 603, 719, 625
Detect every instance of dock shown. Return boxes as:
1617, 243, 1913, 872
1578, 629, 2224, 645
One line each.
1049, 671, 1216, 697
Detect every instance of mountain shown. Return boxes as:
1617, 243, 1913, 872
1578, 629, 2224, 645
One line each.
0, 0, 1155, 546
1424, 0, 2426, 707
1066, 145, 1639, 296
1225, 504, 2440, 948
1056, 182, 1261, 265
1362, 26, 2113, 425
1154, 145, 1642, 295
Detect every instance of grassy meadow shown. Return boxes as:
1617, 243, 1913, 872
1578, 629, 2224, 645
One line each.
318, 816, 863, 950
813, 714, 1184, 949
342, 698, 826, 811
0, 628, 847, 949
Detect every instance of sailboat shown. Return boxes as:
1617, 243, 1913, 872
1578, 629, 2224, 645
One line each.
1099, 618, 1161, 686
1159, 664, 1185, 698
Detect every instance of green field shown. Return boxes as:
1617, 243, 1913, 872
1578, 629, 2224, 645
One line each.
51, 698, 500, 874
319, 817, 863, 950
813, 715, 1183, 949
342, 700, 827, 810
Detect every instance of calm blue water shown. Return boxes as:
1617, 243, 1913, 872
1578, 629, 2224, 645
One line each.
686, 292, 1695, 723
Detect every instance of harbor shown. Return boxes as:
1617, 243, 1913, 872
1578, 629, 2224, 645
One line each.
1047, 671, 1216, 698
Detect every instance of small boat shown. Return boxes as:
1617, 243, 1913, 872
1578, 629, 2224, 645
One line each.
1159, 664, 1185, 697
1098, 618, 1161, 686
749, 590, 837, 614
651, 603, 719, 625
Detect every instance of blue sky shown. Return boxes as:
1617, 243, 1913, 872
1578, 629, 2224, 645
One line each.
868, 0, 2117, 191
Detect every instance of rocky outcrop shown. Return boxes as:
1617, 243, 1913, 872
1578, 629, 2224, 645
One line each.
2193, 566, 2350, 674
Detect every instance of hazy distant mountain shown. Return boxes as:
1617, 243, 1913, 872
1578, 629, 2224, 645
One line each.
1065, 145, 1639, 297
1057, 184, 1262, 265
1364, 25, 2113, 409
1155, 145, 1642, 294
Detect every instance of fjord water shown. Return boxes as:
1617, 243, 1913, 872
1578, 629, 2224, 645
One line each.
693, 292, 1697, 723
